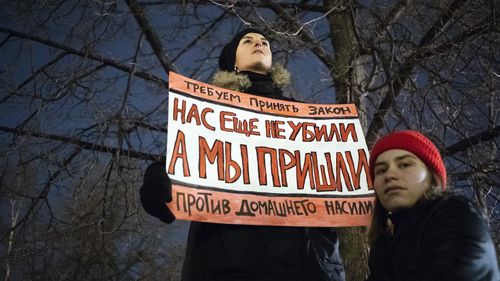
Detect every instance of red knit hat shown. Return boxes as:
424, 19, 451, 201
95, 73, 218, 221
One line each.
369, 130, 447, 189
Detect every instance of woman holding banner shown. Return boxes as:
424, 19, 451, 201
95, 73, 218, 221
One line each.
366, 130, 499, 281
140, 28, 346, 281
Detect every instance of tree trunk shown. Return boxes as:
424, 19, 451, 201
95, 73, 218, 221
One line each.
325, 0, 370, 280
337, 227, 369, 281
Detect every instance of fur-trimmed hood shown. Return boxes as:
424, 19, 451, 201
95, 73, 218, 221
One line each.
211, 64, 291, 93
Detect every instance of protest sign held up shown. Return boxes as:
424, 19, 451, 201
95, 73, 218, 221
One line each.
166, 71, 375, 227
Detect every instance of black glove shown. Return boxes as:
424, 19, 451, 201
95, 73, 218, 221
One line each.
140, 161, 175, 223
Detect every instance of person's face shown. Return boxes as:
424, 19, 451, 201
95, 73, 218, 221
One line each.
373, 149, 432, 212
234, 33, 272, 75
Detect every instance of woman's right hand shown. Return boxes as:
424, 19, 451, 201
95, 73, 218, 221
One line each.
139, 161, 176, 223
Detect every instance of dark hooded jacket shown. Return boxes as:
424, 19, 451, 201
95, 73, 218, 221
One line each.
366, 195, 500, 281
178, 69, 345, 281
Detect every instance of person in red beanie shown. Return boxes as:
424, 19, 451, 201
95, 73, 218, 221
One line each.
366, 130, 499, 281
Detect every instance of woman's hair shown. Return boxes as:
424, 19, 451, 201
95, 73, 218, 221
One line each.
367, 170, 445, 246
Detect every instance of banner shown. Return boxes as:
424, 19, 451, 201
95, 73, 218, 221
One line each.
166, 71, 375, 227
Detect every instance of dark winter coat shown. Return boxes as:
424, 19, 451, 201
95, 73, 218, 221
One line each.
366, 195, 500, 281
179, 69, 345, 281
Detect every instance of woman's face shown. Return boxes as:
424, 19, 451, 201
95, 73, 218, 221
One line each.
234, 32, 272, 75
373, 149, 432, 212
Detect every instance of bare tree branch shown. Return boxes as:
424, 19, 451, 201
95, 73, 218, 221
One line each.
261, 0, 336, 69
125, 0, 178, 75
0, 27, 168, 87
140, 0, 326, 13
365, 0, 414, 48
0, 126, 164, 161
445, 126, 500, 155
365, 0, 473, 143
